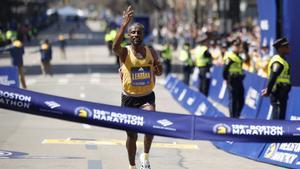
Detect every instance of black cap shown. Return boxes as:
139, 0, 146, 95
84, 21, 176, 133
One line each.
273, 37, 289, 49
196, 35, 208, 44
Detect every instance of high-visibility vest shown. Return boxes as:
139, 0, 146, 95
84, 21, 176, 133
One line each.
179, 49, 193, 66
161, 45, 172, 60
105, 32, 112, 42
110, 29, 117, 39
6, 30, 17, 40
223, 51, 243, 74
195, 45, 209, 67
267, 55, 290, 84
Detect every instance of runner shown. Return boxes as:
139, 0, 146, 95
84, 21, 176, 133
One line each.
112, 5, 163, 169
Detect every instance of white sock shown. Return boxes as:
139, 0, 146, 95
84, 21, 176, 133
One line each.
141, 153, 149, 160
129, 165, 137, 169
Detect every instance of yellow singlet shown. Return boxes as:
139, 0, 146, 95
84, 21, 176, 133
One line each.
120, 45, 155, 96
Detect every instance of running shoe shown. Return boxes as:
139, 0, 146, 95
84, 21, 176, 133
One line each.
140, 154, 151, 169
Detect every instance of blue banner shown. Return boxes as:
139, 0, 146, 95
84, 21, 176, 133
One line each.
0, 66, 19, 88
2, 84, 300, 142
282, 1, 300, 86
257, 0, 277, 50
259, 143, 300, 169
240, 72, 266, 119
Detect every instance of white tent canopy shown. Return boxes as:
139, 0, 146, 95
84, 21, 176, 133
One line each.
47, 6, 87, 17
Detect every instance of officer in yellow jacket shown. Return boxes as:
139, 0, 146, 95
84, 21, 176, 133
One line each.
179, 42, 193, 85
161, 43, 173, 77
261, 37, 291, 120
223, 40, 245, 118
194, 37, 212, 96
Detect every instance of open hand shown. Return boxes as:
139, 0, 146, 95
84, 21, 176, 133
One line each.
261, 88, 269, 97
122, 6, 134, 27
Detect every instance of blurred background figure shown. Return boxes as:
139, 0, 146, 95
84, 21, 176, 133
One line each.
160, 42, 173, 77
223, 40, 245, 118
193, 36, 212, 96
58, 34, 67, 59
179, 42, 194, 85
39, 39, 53, 76
0, 37, 26, 88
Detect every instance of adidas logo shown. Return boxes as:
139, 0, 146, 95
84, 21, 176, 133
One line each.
45, 101, 61, 109
138, 67, 144, 71
157, 119, 173, 127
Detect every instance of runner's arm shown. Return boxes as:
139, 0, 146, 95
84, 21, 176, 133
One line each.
150, 47, 163, 76
112, 6, 134, 63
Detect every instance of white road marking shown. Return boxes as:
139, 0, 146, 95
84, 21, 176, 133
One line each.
82, 124, 92, 129
80, 93, 86, 98
57, 78, 69, 85
26, 79, 37, 86
90, 78, 100, 84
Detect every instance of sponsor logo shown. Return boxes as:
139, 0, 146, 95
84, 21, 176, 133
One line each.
157, 119, 173, 127
245, 87, 259, 109
0, 90, 31, 109
153, 119, 176, 131
213, 123, 231, 135
264, 143, 278, 158
264, 143, 298, 164
93, 109, 144, 126
74, 107, 92, 118
44, 101, 60, 109
0, 76, 16, 86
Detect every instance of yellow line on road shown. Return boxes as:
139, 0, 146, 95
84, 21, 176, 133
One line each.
42, 139, 198, 150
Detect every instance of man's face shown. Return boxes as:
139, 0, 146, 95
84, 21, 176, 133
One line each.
128, 26, 144, 45
279, 45, 290, 55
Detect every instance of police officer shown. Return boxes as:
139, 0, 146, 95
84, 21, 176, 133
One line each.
194, 37, 212, 96
261, 37, 291, 120
161, 42, 173, 77
223, 40, 245, 118
105, 29, 113, 56
179, 42, 193, 85
0, 38, 27, 88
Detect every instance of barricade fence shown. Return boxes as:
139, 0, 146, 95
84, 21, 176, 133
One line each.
1, 84, 300, 143
167, 66, 300, 169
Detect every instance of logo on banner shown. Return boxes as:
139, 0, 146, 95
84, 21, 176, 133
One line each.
153, 119, 176, 131
74, 107, 92, 118
45, 101, 60, 109
0, 90, 31, 109
264, 143, 279, 158
263, 143, 299, 164
157, 119, 173, 127
245, 87, 259, 109
93, 109, 144, 126
0, 76, 17, 86
213, 123, 231, 135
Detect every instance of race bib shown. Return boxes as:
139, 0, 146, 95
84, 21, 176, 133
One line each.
131, 67, 151, 86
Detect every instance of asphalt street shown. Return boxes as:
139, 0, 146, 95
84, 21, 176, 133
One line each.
0, 20, 284, 169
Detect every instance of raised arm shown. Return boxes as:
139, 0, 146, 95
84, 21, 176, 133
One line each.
112, 6, 134, 62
